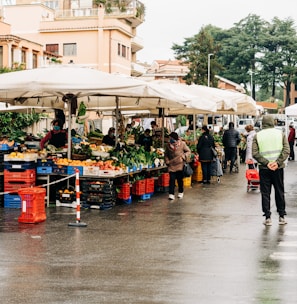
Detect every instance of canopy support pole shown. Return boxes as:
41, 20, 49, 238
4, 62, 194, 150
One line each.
67, 99, 72, 160
193, 114, 196, 141
161, 108, 165, 149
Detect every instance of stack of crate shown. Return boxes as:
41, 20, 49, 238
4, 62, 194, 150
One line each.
143, 177, 155, 200
80, 179, 116, 209
117, 182, 131, 204
131, 179, 146, 199
0, 150, 10, 207
4, 154, 37, 208
155, 172, 170, 193
192, 162, 203, 182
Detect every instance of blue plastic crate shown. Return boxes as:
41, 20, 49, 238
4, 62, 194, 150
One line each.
67, 166, 83, 176
37, 159, 54, 167
139, 193, 152, 200
37, 166, 52, 174
52, 164, 67, 174
0, 144, 12, 151
4, 160, 36, 170
4, 194, 21, 208
122, 196, 132, 204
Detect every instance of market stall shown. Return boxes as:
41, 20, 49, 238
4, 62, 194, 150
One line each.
0, 66, 257, 210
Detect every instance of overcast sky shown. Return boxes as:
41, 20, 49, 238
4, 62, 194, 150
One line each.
137, 0, 297, 64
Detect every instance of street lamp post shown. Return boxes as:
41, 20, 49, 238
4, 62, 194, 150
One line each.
207, 53, 214, 87
248, 69, 254, 97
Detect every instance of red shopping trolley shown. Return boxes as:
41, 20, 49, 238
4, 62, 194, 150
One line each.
245, 161, 260, 192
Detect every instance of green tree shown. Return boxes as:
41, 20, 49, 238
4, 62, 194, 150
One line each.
172, 27, 223, 85
261, 17, 297, 106
0, 67, 45, 140
171, 14, 297, 106
218, 14, 268, 99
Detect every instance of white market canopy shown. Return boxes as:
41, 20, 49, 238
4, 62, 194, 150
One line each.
285, 103, 297, 116
0, 65, 220, 156
0, 65, 216, 114
147, 80, 257, 116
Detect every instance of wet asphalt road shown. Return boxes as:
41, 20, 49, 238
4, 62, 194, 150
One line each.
1, 161, 297, 304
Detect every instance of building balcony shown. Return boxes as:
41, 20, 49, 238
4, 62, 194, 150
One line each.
55, 8, 98, 19
131, 36, 143, 52
53, 5, 144, 27
131, 62, 146, 77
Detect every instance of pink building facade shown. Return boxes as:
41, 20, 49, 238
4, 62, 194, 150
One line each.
0, 1, 144, 75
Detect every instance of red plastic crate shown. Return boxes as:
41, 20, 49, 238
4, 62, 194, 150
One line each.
158, 173, 170, 187
4, 169, 36, 182
18, 187, 46, 224
4, 180, 36, 192
145, 178, 155, 194
132, 180, 145, 196
117, 183, 131, 200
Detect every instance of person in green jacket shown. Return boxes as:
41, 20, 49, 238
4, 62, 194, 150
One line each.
252, 115, 290, 226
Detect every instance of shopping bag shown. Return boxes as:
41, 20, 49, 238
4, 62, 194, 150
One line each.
211, 157, 223, 177
211, 147, 218, 158
183, 163, 193, 177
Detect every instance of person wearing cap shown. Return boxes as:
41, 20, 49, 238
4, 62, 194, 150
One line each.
252, 115, 290, 226
102, 127, 116, 146
164, 131, 191, 200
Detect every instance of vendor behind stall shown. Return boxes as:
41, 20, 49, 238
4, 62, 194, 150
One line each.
40, 119, 68, 149
137, 129, 153, 151
102, 127, 116, 146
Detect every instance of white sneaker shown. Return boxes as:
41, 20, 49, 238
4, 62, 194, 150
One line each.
279, 217, 287, 225
168, 194, 175, 200
263, 218, 272, 226
177, 193, 184, 199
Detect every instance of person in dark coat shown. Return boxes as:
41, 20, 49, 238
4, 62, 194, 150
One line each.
102, 127, 116, 146
137, 129, 153, 152
222, 122, 240, 173
197, 125, 215, 184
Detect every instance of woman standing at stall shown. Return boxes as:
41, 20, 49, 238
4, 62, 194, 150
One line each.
40, 118, 68, 150
165, 132, 191, 200
196, 125, 215, 184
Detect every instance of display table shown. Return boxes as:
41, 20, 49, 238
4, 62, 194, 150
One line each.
37, 166, 168, 207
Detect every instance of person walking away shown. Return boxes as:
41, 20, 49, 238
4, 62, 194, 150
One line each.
165, 132, 191, 200
197, 125, 215, 184
288, 124, 295, 161
222, 122, 240, 173
245, 124, 257, 169
238, 132, 247, 163
252, 115, 290, 226
40, 118, 68, 150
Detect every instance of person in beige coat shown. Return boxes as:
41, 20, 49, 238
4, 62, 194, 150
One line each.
164, 132, 191, 200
